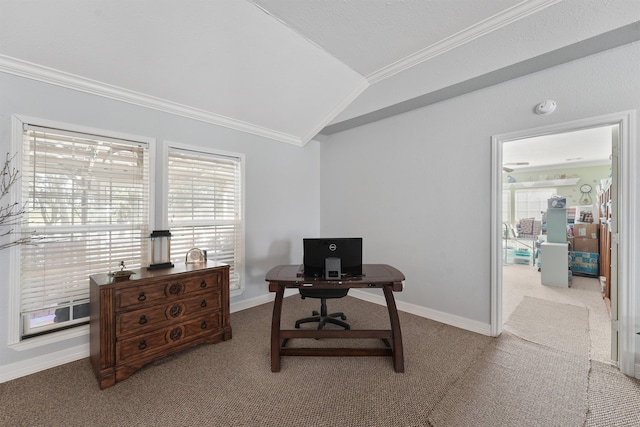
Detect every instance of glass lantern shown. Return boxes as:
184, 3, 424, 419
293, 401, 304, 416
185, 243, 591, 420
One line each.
147, 230, 175, 270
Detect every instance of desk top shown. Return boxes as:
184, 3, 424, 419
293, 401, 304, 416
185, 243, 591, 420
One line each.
265, 264, 404, 291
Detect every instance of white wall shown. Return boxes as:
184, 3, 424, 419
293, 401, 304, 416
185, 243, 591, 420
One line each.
320, 42, 640, 344
0, 72, 320, 378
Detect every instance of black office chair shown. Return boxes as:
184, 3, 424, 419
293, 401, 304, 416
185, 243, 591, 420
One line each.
294, 289, 350, 330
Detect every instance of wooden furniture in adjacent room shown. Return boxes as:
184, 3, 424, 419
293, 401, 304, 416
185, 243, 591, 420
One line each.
90, 262, 231, 389
266, 264, 405, 373
598, 179, 613, 299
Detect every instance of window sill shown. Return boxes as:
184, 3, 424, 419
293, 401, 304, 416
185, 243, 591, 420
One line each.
9, 324, 89, 351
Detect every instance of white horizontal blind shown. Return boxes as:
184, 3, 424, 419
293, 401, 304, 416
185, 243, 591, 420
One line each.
514, 188, 557, 221
21, 125, 150, 336
503, 190, 512, 225
167, 147, 242, 290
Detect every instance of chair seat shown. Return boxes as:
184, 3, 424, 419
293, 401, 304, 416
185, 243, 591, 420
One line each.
299, 288, 349, 299
295, 288, 350, 330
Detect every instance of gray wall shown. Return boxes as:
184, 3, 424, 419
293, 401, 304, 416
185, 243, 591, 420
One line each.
0, 72, 320, 375
320, 42, 640, 339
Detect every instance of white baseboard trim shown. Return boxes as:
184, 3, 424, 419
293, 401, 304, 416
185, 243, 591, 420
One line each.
229, 289, 298, 313
0, 343, 89, 384
348, 289, 492, 336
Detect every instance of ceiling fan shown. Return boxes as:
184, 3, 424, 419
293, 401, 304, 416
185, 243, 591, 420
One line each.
502, 162, 530, 172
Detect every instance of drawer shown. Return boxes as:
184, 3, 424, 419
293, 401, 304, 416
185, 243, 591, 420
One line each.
116, 312, 222, 364
115, 271, 222, 311
116, 292, 222, 337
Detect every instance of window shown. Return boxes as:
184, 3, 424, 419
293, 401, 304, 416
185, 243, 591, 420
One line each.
514, 188, 556, 222
502, 190, 511, 225
166, 145, 243, 291
18, 122, 150, 338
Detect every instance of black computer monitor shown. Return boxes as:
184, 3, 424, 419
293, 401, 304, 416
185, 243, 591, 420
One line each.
303, 237, 363, 279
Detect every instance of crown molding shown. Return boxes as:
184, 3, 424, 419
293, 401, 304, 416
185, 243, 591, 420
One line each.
0, 54, 303, 146
300, 77, 370, 145
367, 0, 562, 83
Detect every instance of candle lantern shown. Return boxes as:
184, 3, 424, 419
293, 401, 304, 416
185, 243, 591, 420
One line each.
148, 230, 174, 270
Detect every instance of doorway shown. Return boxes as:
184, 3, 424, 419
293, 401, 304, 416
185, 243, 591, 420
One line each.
490, 111, 637, 376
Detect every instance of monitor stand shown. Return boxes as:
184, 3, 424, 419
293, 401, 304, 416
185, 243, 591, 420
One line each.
325, 257, 341, 280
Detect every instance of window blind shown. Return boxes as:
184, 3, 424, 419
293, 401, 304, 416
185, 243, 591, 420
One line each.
167, 147, 242, 290
20, 125, 150, 337
514, 188, 557, 221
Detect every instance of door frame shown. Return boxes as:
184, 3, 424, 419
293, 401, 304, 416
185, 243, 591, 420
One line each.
490, 111, 637, 376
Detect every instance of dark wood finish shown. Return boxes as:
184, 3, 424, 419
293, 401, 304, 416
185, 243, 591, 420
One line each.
598, 181, 612, 299
266, 264, 405, 373
90, 262, 231, 389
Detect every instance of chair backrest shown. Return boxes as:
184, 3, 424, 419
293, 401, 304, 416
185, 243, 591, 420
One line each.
517, 218, 541, 238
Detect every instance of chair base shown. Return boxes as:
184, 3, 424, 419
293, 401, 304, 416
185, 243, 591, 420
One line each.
295, 298, 350, 330
295, 312, 350, 330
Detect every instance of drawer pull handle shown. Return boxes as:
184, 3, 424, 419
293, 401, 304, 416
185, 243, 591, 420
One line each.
138, 340, 147, 350
169, 328, 183, 341
169, 283, 181, 295
200, 300, 207, 308
169, 304, 182, 317
200, 280, 207, 288
138, 315, 147, 325
138, 292, 146, 302
201, 321, 207, 329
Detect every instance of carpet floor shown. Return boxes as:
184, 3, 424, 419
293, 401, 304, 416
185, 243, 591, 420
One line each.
1, 279, 638, 426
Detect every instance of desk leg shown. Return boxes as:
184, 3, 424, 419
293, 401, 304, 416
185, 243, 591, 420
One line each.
383, 285, 405, 373
271, 284, 285, 372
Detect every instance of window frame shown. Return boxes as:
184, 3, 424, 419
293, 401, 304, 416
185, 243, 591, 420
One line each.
161, 141, 245, 296
513, 187, 557, 223
8, 115, 156, 347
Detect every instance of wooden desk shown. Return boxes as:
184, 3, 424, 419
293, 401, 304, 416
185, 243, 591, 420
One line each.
266, 264, 405, 373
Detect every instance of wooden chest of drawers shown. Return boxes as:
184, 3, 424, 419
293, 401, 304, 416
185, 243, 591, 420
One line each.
90, 262, 231, 389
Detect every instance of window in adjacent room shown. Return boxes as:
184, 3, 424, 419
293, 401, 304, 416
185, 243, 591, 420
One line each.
514, 188, 556, 222
17, 121, 151, 338
166, 144, 244, 292
502, 190, 512, 225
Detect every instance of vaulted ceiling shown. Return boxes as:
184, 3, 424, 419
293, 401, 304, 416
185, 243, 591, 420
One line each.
1, 1, 639, 146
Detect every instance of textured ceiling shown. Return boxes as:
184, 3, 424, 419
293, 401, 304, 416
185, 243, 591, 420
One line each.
503, 125, 615, 172
0, 0, 639, 149
252, 0, 524, 76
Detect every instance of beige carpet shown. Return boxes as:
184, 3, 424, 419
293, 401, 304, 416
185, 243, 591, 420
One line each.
428, 333, 589, 427
505, 296, 590, 356
1, 293, 638, 426
503, 263, 611, 363
429, 295, 591, 427
585, 360, 640, 426
0, 296, 492, 427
